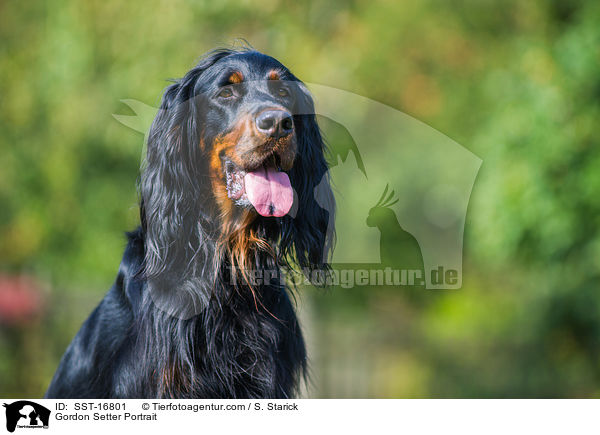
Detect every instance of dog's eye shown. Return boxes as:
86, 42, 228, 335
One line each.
277, 87, 289, 97
218, 87, 234, 98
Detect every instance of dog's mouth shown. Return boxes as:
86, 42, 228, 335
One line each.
222, 156, 294, 218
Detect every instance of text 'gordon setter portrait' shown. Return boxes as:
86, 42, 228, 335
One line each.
45, 48, 335, 399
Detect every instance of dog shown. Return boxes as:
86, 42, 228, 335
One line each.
45, 47, 334, 398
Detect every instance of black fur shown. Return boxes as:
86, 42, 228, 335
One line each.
45, 48, 334, 399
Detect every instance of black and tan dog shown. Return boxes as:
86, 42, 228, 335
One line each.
45, 48, 334, 398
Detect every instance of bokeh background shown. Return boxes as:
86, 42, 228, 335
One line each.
1, 0, 600, 397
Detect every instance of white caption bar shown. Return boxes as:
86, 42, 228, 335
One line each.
1, 399, 596, 434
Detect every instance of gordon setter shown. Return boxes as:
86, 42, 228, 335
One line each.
45, 48, 334, 398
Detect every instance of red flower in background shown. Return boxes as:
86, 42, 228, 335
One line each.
0, 275, 45, 326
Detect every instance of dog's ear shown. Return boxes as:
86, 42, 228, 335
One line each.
140, 50, 236, 317
141, 75, 203, 282
280, 82, 336, 283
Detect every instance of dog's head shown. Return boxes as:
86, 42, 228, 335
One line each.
141, 48, 334, 301
199, 53, 299, 219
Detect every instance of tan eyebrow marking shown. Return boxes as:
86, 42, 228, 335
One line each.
228, 71, 244, 84
268, 70, 280, 81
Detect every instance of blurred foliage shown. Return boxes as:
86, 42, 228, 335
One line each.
1, 0, 599, 397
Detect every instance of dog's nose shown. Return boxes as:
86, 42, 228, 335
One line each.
255, 110, 294, 138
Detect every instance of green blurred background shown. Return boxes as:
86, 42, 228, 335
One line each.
1, 0, 599, 397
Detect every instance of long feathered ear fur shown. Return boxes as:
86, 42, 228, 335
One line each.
280, 82, 336, 283
140, 49, 237, 317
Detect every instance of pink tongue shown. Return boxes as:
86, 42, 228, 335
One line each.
244, 167, 293, 217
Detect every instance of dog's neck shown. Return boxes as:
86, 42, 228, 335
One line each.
142, 208, 280, 320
